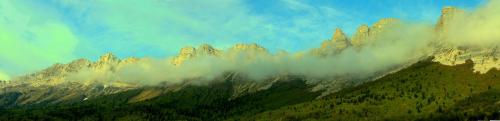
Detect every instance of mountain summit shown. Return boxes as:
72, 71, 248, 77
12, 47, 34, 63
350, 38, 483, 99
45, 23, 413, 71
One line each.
320, 28, 350, 53
435, 7, 464, 33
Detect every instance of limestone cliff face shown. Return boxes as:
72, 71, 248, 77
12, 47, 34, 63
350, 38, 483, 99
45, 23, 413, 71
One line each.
171, 44, 221, 65
15, 58, 92, 87
229, 43, 268, 56
172, 43, 268, 65
310, 18, 400, 56
351, 25, 370, 48
88, 53, 140, 74
351, 18, 400, 49
313, 28, 351, 56
370, 18, 400, 36
172, 46, 197, 65
97, 53, 118, 64
120, 57, 140, 66
433, 46, 500, 73
198, 44, 221, 55
229, 43, 267, 53
432, 7, 500, 73
435, 7, 464, 33
91, 53, 120, 73
324, 28, 350, 51
2, 53, 140, 106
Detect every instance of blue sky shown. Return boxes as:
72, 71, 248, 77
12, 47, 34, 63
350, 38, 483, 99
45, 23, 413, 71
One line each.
0, 0, 486, 78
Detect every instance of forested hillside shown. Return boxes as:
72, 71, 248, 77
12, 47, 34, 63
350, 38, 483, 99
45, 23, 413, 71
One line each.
246, 58, 500, 121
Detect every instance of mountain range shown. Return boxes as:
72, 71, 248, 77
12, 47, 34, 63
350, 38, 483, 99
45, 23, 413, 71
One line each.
1, 6, 500, 120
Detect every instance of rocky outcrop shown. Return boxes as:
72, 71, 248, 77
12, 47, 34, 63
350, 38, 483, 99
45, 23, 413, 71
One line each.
435, 7, 464, 33
228, 73, 282, 99
433, 46, 500, 73
351, 18, 400, 49
198, 44, 221, 56
171, 44, 221, 65
331, 28, 349, 44
309, 18, 401, 57
229, 43, 267, 53
370, 18, 400, 35
14, 58, 92, 86
432, 7, 500, 73
172, 43, 268, 65
1, 52, 140, 106
324, 28, 350, 51
311, 28, 351, 56
97, 53, 118, 64
172, 46, 197, 65
225, 43, 270, 61
351, 25, 370, 48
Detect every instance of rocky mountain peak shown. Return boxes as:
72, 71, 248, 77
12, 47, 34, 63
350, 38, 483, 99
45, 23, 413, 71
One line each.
351, 18, 400, 49
91, 52, 121, 70
171, 44, 225, 65
199, 44, 214, 50
172, 43, 269, 65
97, 52, 118, 64
172, 46, 196, 65
332, 28, 348, 43
231, 43, 267, 52
121, 57, 140, 64
372, 18, 399, 29
197, 44, 220, 56
67, 58, 91, 71
436, 7, 464, 33
179, 46, 196, 57
319, 28, 350, 52
312, 28, 352, 56
370, 18, 400, 34
351, 24, 370, 48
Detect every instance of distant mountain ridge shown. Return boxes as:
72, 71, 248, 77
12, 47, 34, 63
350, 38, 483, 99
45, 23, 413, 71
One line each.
1, 6, 498, 109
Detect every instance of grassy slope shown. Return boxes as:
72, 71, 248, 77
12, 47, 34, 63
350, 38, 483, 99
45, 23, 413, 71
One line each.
246, 59, 500, 121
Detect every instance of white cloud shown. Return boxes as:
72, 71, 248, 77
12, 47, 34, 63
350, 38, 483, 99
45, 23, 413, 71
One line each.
445, 0, 500, 47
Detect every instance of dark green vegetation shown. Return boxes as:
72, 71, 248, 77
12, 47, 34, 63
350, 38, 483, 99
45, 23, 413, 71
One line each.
247, 59, 500, 120
1, 58, 500, 121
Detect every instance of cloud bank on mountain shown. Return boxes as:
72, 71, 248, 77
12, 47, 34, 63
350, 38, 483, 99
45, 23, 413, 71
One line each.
444, 0, 500, 47
64, 20, 436, 85
66, 0, 500, 85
